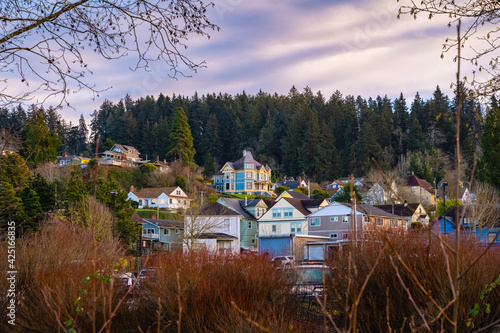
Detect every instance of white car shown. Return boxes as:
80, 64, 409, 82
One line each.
271, 256, 295, 266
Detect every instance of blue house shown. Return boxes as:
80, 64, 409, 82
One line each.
212, 150, 272, 196
435, 216, 500, 247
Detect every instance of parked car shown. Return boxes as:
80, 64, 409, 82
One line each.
137, 267, 155, 282
271, 255, 295, 267
117, 272, 136, 287
291, 261, 331, 297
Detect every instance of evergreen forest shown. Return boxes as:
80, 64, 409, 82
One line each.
2, 84, 499, 188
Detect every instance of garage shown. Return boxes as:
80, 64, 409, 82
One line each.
259, 236, 292, 256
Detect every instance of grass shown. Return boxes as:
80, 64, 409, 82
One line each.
135, 209, 183, 220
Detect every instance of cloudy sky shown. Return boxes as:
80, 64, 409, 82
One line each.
47, 0, 467, 124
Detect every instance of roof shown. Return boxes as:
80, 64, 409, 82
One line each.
287, 191, 309, 199
141, 218, 184, 229
198, 233, 238, 240
282, 197, 314, 216
239, 199, 266, 208
227, 150, 267, 171
133, 187, 183, 198
113, 144, 140, 155
374, 204, 423, 217
405, 175, 432, 189
189, 202, 241, 216
349, 203, 405, 219
301, 199, 328, 208
220, 198, 253, 219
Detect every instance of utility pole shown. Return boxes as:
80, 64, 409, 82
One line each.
111, 190, 118, 238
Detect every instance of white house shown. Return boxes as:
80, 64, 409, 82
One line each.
128, 186, 191, 211
257, 197, 328, 255
184, 203, 241, 255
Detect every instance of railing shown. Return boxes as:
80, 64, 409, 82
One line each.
142, 233, 159, 239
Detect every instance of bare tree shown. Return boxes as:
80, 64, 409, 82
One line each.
0, 0, 219, 107
398, 0, 500, 96
466, 182, 500, 234
182, 202, 235, 252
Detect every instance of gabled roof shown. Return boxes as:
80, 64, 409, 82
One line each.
301, 199, 328, 208
219, 198, 253, 219
239, 199, 266, 208
222, 150, 270, 172
374, 204, 423, 217
198, 233, 237, 240
113, 144, 140, 155
282, 197, 314, 216
345, 203, 404, 219
133, 186, 188, 199
141, 218, 184, 229
277, 190, 309, 200
405, 175, 432, 189
189, 202, 241, 216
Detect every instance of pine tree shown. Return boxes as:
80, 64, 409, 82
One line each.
19, 187, 43, 231
477, 101, 500, 190
0, 152, 31, 189
20, 109, 61, 167
167, 107, 196, 167
0, 182, 24, 223
203, 152, 215, 178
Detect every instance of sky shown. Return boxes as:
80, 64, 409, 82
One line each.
28, 0, 471, 124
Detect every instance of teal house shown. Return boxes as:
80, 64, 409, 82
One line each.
139, 217, 184, 253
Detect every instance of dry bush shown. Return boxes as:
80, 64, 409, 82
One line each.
325, 230, 500, 332
138, 252, 303, 332
0, 221, 125, 333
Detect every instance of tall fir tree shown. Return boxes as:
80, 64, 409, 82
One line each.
167, 107, 196, 167
477, 99, 500, 190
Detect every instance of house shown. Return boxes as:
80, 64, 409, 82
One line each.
404, 174, 436, 205
273, 176, 307, 191
363, 181, 397, 205
257, 197, 328, 256
326, 180, 345, 190
128, 186, 191, 211
99, 144, 143, 166
307, 202, 408, 241
184, 202, 241, 255
138, 217, 184, 254
276, 190, 310, 200
153, 160, 170, 173
436, 205, 500, 246
56, 155, 90, 167
212, 150, 272, 196
374, 203, 430, 227
217, 197, 268, 251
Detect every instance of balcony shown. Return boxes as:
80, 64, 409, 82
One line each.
143, 233, 159, 239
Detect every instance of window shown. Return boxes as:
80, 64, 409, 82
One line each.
330, 217, 338, 222
342, 233, 348, 239
390, 219, 398, 227
176, 190, 181, 195
169, 198, 173, 204
246, 182, 252, 190
231, 183, 235, 190
364, 216, 369, 223
163, 243, 171, 251
376, 218, 383, 226
272, 208, 282, 218
342, 216, 349, 223
224, 219, 230, 231
139, 200, 143, 206
310, 218, 320, 226
218, 241, 232, 254
151, 199, 157, 205
251, 239, 255, 244
272, 225, 280, 233
291, 222, 302, 234
284, 208, 293, 218
175, 229, 180, 234
330, 233, 338, 239
160, 199, 166, 204
225, 174, 230, 180
488, 232, 497, 243
246, 172, 252, 179
248, 221, 252, 229
163, 229, 170, 235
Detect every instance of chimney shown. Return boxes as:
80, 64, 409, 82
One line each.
243, 150, 246, 157
130, 185, 135, 193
